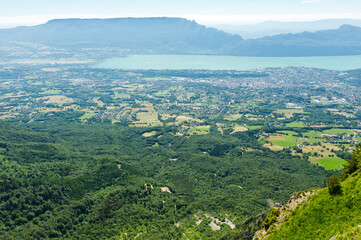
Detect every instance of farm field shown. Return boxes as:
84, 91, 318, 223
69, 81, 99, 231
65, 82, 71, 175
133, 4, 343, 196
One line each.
318, 157, 346, 170
0, 65, 361, 168
267, 131, 301, 148
286, 121, 306, 128
245, 125, 263, 130
323, 128, 354, 135
274, 109, 305, 118
264, 128, 358, 165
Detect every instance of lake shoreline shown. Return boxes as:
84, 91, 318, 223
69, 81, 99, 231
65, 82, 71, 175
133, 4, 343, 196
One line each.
94, 54, 361, 71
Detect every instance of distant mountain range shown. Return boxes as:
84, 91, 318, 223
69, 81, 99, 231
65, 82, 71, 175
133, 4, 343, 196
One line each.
1, 17, 361, 57
212, 19, 361, 38
0, 18, 242, 54
230, 24, 361, 56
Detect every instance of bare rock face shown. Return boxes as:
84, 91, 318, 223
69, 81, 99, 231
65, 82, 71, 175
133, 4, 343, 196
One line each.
161, 187, 172, 193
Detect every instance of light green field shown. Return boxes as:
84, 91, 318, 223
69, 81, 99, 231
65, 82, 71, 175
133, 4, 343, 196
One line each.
154, 90, 169, 97
269, 132, 298, 148
266, 128, 345, 149
286, 121, 306, 128
357, 137, 361, 143
189, 126, 210, 134
323, 128, 354, 135
303, 131, 322, 138
246, 125, 262, 130
318, 157, 346, 170
271, 138, 295, 148
80, 112, 96, 120
303, 131, 325, 143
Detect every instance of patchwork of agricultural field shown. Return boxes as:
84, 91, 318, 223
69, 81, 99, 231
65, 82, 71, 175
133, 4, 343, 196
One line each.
1, 64, 361, 170
261, 128, 357, 169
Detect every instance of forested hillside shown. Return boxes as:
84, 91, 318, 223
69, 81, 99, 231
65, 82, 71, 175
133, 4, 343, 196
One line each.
0, 120, 331, 239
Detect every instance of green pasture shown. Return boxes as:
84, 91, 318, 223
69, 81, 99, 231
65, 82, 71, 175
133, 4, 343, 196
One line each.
323, 128, 354, 135
318, 157, 346, 170
286, 121, 306, 128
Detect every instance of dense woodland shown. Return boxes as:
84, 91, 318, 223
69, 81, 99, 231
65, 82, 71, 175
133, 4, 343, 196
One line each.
0, 119, 332, 239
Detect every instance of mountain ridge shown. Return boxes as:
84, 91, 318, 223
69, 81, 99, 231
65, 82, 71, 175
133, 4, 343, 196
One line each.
212, 19, 361, 38
228, 24, 361, 56
1, 17, 361, 56
0, 17, 242, 54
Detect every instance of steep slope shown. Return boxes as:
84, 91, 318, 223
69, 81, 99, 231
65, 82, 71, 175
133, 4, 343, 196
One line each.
256, 165, 361, 239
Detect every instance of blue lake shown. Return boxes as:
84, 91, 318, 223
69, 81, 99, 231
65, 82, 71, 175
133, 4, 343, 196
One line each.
95, 54, 361, 71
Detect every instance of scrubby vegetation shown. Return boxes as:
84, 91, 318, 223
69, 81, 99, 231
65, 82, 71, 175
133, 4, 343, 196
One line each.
259, 144, 361, 239
261, 208, 280, 230
327, 174, 342, 195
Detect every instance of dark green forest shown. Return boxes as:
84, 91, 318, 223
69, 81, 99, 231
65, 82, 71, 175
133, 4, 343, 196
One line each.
0, 119, 332, 239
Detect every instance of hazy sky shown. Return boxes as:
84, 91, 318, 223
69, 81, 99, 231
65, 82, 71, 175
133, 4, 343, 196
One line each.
1, 0, 361, 28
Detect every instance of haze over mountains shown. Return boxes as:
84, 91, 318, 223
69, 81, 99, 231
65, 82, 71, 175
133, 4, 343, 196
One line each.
1, 17, 361, 57
0, 18, 241, 54
232, 24, 361, 57
212, 19, 361, 38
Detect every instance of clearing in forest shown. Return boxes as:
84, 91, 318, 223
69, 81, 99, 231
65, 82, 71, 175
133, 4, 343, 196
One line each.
318, 157, 346, 170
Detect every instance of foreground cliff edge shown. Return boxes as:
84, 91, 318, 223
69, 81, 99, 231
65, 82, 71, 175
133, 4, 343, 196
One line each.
255, 144, 361, 240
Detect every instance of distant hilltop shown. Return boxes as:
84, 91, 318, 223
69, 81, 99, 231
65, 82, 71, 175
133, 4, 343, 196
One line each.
1, 17, 361, 56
